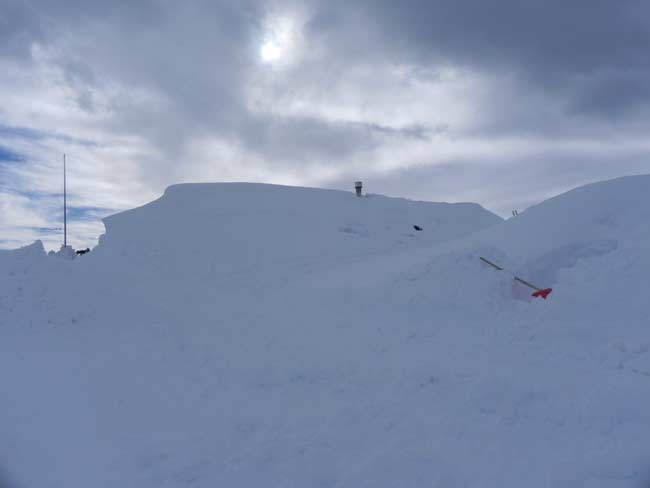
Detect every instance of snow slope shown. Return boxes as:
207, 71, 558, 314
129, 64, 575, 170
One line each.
94, 183, 501, 277
1, 177, 650, 487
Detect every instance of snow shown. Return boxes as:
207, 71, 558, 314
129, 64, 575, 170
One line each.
95, 183, 501, 278
1, 177, 650, 487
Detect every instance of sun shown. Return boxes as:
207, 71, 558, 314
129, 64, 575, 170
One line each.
261, 40, 283, 63
259, 15, 298, 65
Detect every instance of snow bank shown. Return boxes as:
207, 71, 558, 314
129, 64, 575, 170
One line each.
0, 240, 45, 268
490, 175, 650, 258
94, 183, 501, 278
472, 175, 650, 303
2, 177, 650, 488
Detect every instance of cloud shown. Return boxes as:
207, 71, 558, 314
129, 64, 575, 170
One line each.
336, 149, 650, 217
1, 0, 649, 249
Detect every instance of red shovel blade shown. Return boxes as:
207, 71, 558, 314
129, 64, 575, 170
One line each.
532, 288, 552, 299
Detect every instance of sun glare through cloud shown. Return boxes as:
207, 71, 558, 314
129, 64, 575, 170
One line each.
261, 40, 282, 62
259, 14, 300, 65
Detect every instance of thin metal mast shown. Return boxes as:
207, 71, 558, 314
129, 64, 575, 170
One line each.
63, 153, 67, 247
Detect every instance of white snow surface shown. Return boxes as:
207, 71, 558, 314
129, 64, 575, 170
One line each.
1, 178, 650, 487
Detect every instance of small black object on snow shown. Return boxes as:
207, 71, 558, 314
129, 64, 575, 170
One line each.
413, 225, 423, 231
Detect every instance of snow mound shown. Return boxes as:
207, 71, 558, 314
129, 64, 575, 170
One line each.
0, 240, 45, 266
2, 177, 650, 488
0, 241, 47, 297
475, 174, 650, 300
486, 174, 650, 258
94, 183, 501, 278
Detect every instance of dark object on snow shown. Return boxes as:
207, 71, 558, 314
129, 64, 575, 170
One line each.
479, 256, 552, 300
413, 225, 423, 231
355, 181, 363, 197
76, 248, 90, 256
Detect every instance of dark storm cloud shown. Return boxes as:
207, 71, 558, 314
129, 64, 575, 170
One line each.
0, 0, 443, 166
571, 68, 650, 116
0, 1, 43, 60
1, 0, 260, 114
5, 0, 647, 155
307, 0, 650, 116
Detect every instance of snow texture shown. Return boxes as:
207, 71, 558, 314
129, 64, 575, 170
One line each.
1, 177, 650, 487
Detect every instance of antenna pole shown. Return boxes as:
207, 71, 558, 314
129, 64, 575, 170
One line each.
63, 153, 67, 247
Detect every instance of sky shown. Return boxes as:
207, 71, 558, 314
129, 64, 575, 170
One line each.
1, 0, 650, 250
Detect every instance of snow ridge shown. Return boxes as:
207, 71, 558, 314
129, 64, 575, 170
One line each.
2, 177, 650, 488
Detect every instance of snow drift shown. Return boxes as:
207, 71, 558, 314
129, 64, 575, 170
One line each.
2, 177, 650, 488
94, 183, 501, 277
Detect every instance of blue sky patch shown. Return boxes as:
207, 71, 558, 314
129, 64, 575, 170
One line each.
0, 123, 96, 147
0, 124, 44, 140
0, 146, 23, 162
67, 206, 115, 221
